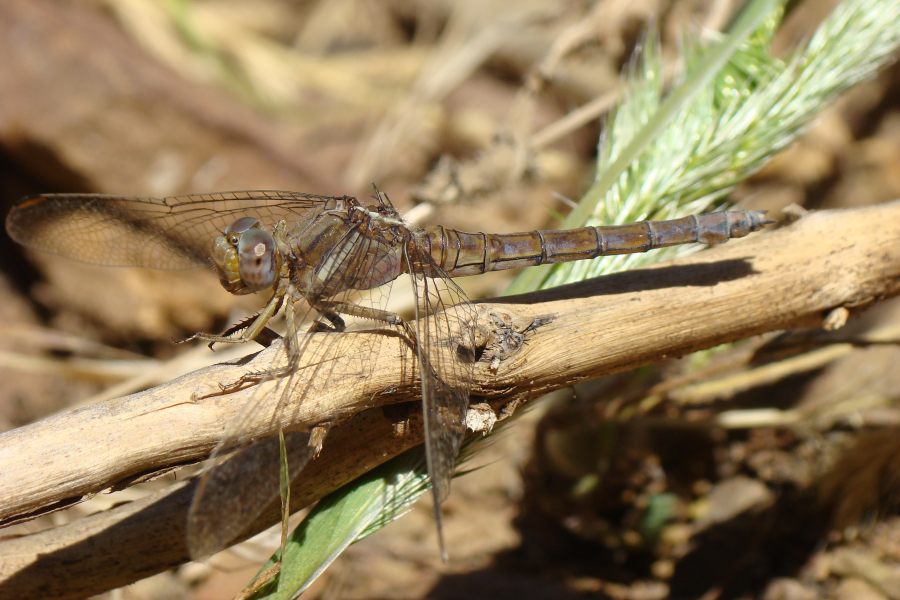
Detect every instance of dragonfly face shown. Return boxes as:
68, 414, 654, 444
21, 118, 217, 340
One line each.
212, 216, 281, 295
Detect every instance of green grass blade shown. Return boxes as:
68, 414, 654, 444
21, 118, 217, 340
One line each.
248, 450, 430, 599
507, 0, 784, 294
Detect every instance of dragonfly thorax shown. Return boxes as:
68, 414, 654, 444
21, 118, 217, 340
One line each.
212, 217, 281, 295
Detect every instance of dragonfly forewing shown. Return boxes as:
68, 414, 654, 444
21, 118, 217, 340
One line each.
5, 191, 341, 269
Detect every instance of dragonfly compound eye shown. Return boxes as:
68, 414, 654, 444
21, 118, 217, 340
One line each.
212, 217, 275, 294
237, 228, 278, 291
226, 216, 261, 234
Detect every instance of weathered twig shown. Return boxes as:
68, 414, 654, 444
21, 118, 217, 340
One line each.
1, 202, 899, 598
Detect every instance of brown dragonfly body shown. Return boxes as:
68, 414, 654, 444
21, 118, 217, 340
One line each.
421, 209, 764, 276
5, 190, 768, 558
200, 192, 766, 291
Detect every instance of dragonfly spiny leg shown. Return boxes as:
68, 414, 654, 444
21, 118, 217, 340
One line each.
307, 308, 346, 333
188, 314, 280, 349
224, 323, 280, 349
214, 354, 299, 393
317, 300, 418, 348
186, 289, 285, 349
220, 290, 308, 391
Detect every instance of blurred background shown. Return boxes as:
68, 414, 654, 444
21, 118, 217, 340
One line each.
1, 0, 899, 598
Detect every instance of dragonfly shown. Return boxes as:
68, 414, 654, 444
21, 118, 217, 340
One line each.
5, 190, 769, 560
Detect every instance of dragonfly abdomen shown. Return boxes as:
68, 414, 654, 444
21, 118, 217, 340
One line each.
425, 210, 769, 277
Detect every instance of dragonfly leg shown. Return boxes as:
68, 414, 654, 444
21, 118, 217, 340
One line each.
307, 309, 346, 333
187, 290, 284, 351
316, 301, 416, 332
213, 297, 416, 396
214, 295, 356, 395
317, 300, 418, 348
209, 315, 281, 348
220, 295, 307, 392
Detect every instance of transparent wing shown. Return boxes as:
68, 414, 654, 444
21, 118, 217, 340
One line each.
187, 430, 316, 559
186, 218, 397, 558
405, 250, 476, 554
5, 191, 341, 269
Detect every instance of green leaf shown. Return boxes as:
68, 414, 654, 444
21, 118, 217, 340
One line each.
248, 450, 430, 598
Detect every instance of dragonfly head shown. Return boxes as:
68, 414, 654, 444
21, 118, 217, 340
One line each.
212, 217, 281, 295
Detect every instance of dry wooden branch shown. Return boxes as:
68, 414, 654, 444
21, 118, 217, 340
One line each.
1, 202, 899, 598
